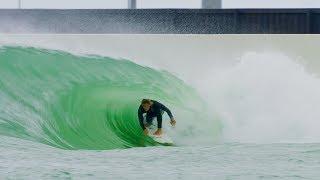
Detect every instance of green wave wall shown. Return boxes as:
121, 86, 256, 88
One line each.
0, 46, 207, 150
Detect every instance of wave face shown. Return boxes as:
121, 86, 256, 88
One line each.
0, 46, 209, 150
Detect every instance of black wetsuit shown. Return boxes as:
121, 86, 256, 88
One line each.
138, 100, 174, 130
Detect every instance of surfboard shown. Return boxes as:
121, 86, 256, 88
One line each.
146, 123, 174, 145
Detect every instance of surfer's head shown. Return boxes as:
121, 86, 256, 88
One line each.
141, 99, 152, 111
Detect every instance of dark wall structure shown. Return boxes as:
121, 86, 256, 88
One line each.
0, 9, 318, 33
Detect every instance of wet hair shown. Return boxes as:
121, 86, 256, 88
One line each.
141, 99, 151, 105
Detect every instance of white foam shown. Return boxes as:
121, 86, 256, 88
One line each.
204, 52, 320, 143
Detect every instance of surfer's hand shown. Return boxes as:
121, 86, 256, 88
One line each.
170, 119, 176, 126
143, 129, 149, 135
154, 129, 162, 136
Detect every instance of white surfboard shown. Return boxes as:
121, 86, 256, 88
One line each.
146, 123, 174, 145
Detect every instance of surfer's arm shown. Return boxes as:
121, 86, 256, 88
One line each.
138, 108, 146, 130
156, 113, 163, 129
159, 103, 174, 120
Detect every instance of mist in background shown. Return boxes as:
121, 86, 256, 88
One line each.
2, 35, 320, 77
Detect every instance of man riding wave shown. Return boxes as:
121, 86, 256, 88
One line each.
138, 99, 176, 136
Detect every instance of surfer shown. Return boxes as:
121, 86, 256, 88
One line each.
138, 99, 176, 136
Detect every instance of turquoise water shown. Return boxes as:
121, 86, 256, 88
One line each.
1, 46, 320, 179
0, 46, 213, 150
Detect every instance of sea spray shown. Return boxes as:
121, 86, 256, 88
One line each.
205, 52, 320, 143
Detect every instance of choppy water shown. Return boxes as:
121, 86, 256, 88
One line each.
1, 46, 320, 179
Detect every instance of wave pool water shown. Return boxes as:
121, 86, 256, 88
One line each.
1, 45, 320, 179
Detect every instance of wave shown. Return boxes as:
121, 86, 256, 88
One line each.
0, 46, 215, 150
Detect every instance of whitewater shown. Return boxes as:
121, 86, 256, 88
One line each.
1, 35, 320, 179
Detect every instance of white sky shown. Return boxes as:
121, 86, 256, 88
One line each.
0, 0, 128, 9
0, 0, 19, 8
137, 0, 202, 9
1, 0, 320, 9
23, 0, 127, 9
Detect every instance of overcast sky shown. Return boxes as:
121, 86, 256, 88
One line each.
1, 0, 320, 9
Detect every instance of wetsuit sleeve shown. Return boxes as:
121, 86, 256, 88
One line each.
138, 107, 146, 130
156, 113, 163, 129
159, 103, 174, 120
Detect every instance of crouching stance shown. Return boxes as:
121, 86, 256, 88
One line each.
138, 99, 176, 136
